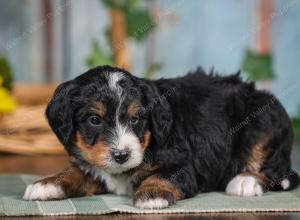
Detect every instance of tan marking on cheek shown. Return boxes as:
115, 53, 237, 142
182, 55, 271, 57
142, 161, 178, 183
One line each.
141, 130, 151, 149
91, 102, 107, 117
128, 100, 141, 117
74, 132, 109, 167
246, 135, 270, 173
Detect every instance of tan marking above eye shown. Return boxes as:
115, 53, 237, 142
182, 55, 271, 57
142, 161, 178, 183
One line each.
91, 102, 107, 117
128, 100, 142, 117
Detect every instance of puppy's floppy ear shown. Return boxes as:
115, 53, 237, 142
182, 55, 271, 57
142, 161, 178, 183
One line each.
46, 81, 78, 147
140, 81, 173, 147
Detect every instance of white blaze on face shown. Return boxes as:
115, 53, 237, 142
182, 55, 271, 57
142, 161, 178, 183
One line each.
113, 123, 144, 168
108, 72, 124, 96
106, 72, 144, 172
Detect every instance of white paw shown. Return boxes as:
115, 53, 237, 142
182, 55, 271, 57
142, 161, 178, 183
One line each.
23, 182, 66, 201
134, 198, 169, 209
225, 175, 263, 197
281, 178, 290, 190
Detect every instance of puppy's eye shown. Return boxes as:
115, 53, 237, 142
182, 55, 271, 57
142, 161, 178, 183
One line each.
130, 116, 139, 125
88, 115, 101, 126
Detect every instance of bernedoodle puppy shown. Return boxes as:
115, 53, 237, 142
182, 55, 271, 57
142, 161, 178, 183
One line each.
23, 65, 299, 209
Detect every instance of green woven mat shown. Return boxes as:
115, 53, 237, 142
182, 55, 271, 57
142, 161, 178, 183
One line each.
1, 175, 300, 216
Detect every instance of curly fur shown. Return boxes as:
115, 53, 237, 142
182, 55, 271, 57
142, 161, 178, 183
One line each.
23, 65, 299, 209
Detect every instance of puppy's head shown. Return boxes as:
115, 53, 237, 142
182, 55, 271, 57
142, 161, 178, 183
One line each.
46, 66, 172, 174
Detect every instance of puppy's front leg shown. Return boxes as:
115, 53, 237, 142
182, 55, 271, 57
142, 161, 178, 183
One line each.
134, 173, 188, 209
23, 166, 105, 201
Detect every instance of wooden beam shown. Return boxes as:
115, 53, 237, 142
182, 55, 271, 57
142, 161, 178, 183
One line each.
43, 0, 54, 81
257, 0, 272, 54
109, 9, 131, 70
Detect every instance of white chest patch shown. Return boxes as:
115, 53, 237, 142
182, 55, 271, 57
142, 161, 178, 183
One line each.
74, 160, 133, 196
100, 171, 133, 196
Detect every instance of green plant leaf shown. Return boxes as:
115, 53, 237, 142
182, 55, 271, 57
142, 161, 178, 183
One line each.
242, 49, 275, 81
124, 7, 155, 41
102, 0, 139, 10
292, 117, 300, 142
86, 40, 114, 68
0, 56, 14, 91
102, 0, 123, 9
101, 0, 155, 41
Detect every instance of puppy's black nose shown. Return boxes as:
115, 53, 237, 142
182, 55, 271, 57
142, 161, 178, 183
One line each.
111, 149, 130, 164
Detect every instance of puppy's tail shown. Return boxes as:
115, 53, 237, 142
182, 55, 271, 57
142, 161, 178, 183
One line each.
283, 170, 300, 190
269, 170, 299, 191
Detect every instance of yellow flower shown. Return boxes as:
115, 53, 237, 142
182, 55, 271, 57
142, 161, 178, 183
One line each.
0, 86, 16, 113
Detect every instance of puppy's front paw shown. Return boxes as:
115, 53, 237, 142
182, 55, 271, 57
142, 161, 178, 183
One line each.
134, 197, 169, 209
134, 176, 182, 209
23, 182, 66, 201
133, 187, 176, 209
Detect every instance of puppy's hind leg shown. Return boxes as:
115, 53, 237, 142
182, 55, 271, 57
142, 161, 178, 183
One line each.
227, 92, 299, 195
225, 173, 265, 196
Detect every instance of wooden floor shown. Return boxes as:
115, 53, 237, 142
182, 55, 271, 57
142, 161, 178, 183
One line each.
0, 154, 300, 220
1, 213, 300, 220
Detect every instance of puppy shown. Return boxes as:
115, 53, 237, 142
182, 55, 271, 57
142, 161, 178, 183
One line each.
23, 65, 299, 209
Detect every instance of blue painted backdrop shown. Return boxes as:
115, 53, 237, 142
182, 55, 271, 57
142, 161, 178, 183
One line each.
0, 0, 300, 116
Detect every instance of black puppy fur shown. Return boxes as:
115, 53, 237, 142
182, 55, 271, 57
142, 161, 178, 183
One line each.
23, 65, 299, 209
